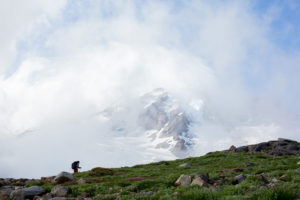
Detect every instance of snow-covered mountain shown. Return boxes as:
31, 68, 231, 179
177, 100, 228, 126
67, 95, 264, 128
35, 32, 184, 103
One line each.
138, 89, 193, 157
95, 88, 196, 158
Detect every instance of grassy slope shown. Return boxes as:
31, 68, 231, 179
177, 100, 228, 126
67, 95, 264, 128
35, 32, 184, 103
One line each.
28, 152, 300, 200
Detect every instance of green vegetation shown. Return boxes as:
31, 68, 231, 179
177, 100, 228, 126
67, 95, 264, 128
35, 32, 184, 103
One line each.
27, 152, 300, 199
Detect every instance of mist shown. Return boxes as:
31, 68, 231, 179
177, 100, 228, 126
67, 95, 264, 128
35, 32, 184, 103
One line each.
0, 1, 299, 178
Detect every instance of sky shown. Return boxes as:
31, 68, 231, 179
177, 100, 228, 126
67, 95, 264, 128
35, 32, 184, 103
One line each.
0, 0, 300, 178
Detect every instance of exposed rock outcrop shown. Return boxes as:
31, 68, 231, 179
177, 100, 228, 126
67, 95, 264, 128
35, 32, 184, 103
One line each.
53, 172, 74, 184
224, 138, 300, 156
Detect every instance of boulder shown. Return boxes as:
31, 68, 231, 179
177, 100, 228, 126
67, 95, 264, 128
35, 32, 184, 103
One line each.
53, 172, 74, 184
286, 144, 299, 151
235, 146, 249, 153
10, 186, 45, 200
194, 173, 209, 183
41, 193, 53, 200
191, 174, 209, 187
51, 186, 71, 197
253, 142, 271, 152
234, 174, 246, 184
229, 145, 236, 152
174, 175, 191, 186
178, 163, 190, 168
268, 149, 295, 156
0, 186, 14, 196
297, 161, 300, 165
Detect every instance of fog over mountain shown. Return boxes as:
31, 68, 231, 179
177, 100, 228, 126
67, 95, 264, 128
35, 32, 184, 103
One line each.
0, 1, 300, 178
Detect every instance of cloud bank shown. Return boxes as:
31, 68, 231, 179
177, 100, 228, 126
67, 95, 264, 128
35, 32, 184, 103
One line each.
0, 0, 299, 178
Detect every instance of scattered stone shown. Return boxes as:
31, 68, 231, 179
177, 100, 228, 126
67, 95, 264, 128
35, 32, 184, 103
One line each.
229, 145, 236, 152
48, 198, 74, 200
77, 178, 87, 185
53, 172, 74, 184
51, 186, 71, 197
178, 163, 190, 168
234, 174, 246, 184
10, 186, 46, 200
245, 162, 254, 167
297, 161, 300, 165
174, 175, 191, 186
267, 178, 279, 188
41, 176, 55, 183
270, 178, 279, 183
191, 175, 209, 187
41, 193, 53, 200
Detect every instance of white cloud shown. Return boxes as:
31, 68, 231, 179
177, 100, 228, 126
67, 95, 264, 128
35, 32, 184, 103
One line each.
0, 1, 299, 178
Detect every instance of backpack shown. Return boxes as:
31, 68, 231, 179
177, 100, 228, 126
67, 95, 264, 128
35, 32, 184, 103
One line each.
71, 162, 78, 169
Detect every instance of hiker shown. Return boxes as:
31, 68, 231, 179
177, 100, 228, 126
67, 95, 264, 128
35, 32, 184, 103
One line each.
71, 161, 81, 173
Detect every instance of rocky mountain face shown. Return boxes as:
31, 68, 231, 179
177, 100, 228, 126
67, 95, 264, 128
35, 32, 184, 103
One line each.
220, 138, 300, 156
138, 89, 193, 157
97, 88, 194, 158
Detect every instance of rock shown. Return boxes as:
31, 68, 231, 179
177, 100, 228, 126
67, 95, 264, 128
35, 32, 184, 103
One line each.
174, 175, 191, 186
234, 174, 246, 184
178, 163, 190, 168
268, 149, 295, 156
267, 178, 279, 188
77, 178, 87, 184
48, 198, 74, 200
286, 144, 299, 151
10, 186, 45, 200
51, 186, 71, 197
270, 178, 279, 183
229, 145, 236, 152
278, 138, 297, 143
195, 173, 209, 183
0, 193, 10, 199
245, 162, 254, 167
191, 174, 209, 187
235, 146, 249, 153
297, 161, 300, 165
41, 177, 55, 183
253, 142, 271, 152
41, 193, 53, 200
0, 186, 14, 196
10, 190, 24, 200
53, 172, 74, 184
